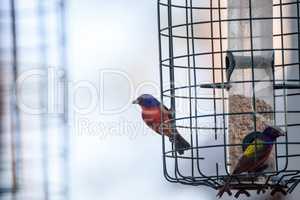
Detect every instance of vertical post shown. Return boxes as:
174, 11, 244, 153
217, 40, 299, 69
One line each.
157, 0, 167, 177
37, 0, 49, 199
167, 0, 177, 156
227, 0, 275, 176
59, 0, 70, 198
285, 0, 300, 171
10, 0, 21, 192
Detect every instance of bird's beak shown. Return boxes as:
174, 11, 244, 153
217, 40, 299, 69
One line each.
132, 99, 139, 104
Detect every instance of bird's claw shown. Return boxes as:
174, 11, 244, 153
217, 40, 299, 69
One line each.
271, 186, 287, 196
234, 189, 250, 198
257, 188, 266, 194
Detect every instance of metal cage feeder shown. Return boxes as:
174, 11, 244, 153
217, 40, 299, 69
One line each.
158, 0, 300, 197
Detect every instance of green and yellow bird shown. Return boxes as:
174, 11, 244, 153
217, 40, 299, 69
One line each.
217, 126, 285, 198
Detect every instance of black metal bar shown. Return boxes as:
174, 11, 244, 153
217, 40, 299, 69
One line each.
248, 1, 258, 145
167, 0, 182, 181
184, 0, 195, 178
188, 0, 201, 177
279, 0, 290, 172
160, 16, 300, 33
297, 0, 300, 80
160, 31, 300, 41
272, 39, 279, 172
158, 1, 298, 10
161, 61, 300, 71
158, 1, 180, 184
189, 0, 215, 182
210, 0, 218, 140
218, 0, 229, 177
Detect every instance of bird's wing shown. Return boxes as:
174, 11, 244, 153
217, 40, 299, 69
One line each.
160, 106, 174, 137
233, 139, 271, 174
162, 105, 173, 120
141, 106, 173, 137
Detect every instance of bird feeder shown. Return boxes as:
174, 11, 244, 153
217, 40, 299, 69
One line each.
226, 0, 275, 178
158, 0, 300, 197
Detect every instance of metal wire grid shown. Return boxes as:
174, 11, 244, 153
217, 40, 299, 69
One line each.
158, 0, 300, 196
0, 0, 69, 199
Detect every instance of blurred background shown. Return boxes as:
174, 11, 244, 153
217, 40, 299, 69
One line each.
0, 0, 300, 200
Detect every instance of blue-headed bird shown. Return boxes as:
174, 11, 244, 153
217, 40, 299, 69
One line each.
217, 126, 285, 198
133, 94, 190, 155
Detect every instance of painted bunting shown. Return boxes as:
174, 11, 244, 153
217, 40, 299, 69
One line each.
217, 126, 285, 198
133, 94, 190, 155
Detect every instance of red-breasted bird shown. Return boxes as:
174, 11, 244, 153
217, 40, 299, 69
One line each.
217, 126, 285, 198
133, 94, 190, 155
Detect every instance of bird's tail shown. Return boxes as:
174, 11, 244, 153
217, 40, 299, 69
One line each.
170, 132, 190, 155
216, 177, 232, 198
